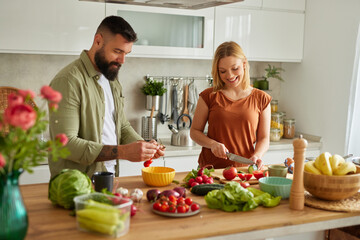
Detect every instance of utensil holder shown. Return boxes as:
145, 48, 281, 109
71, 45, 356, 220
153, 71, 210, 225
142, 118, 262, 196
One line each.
141, 116, 157, 141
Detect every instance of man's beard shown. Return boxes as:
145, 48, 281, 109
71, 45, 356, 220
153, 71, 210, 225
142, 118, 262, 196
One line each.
94, 46, 121, 81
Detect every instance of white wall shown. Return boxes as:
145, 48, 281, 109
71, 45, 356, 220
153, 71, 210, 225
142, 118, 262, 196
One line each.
280, 0, 360, 155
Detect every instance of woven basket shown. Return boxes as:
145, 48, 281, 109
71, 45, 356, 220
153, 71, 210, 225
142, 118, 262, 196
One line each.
0, 86, 37, 133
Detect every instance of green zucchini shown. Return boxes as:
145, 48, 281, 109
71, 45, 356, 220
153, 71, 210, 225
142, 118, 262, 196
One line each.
190, 184, 225, 196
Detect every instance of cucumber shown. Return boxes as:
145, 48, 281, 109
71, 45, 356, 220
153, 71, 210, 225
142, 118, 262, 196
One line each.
190, 184, 224, 196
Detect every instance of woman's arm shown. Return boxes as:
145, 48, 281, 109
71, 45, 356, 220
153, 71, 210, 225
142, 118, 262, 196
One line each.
250, 103, 271, 168
190, 97, 228, 158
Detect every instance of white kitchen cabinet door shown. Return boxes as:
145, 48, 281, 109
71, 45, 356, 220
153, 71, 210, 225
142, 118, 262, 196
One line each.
118, 158, 165, 177
106, 4, 214, 59
164, 155, 199, 173
262, 0, 306, 12
0, 0, 104, 55
214, 7, 305, 62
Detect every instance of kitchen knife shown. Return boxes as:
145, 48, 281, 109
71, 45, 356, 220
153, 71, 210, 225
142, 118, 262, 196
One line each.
226, 152, 254, 165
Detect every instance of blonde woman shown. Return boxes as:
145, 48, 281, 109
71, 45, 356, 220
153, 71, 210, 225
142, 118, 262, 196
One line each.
190, 41, 271, 169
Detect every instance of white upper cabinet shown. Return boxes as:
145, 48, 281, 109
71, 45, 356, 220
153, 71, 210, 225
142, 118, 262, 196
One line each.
230, 0, 305, 11
105, 4, 214, 59
0, 0, 104, 55
214, 3, 305, 62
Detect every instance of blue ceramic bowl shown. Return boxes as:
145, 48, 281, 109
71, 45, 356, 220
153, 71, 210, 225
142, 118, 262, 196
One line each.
259, 177, 293, 199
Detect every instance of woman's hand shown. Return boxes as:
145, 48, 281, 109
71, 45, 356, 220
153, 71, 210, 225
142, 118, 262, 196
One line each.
210, 142, 228, 159
249, 155, 264, 170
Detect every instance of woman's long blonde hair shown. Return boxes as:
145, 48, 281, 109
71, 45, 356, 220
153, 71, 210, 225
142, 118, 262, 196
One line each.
211, 41, 250, 91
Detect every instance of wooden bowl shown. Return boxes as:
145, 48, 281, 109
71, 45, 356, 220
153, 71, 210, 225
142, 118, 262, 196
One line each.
303, 166, 360, 200
142, 166, 175, 187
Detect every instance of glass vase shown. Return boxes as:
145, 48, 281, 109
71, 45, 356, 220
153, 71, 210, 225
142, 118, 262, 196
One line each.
0, 169, 28, 240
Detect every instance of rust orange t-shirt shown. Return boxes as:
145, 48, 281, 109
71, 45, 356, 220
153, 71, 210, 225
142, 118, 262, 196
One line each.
198, 87, 271, 169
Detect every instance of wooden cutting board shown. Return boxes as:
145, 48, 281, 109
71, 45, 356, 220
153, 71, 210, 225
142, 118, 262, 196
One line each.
211, 166, 268, 185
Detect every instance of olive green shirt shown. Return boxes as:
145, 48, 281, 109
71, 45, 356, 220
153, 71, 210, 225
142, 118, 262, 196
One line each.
48, 50, 142, 178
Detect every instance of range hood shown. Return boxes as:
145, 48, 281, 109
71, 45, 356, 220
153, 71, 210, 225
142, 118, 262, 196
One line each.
83, 0, 244, 10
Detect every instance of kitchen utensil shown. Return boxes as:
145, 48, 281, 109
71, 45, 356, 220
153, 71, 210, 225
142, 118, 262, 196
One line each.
168, 114, 195, 147
148, 105, 155, 140
259, 177, 293, 199
171, 86, 178, 122
303, 166, 360, 201
290, 135, 307, 210
142, 166, 175, 187
182, 84, 189, 122
158, 85, 170, 124
226, 152, 254, 165
91, 171, 114, 192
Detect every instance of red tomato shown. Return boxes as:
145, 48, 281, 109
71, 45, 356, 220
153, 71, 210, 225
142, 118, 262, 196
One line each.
185, 198, 193, 206
223, 167, 237, 180
153, 202, 161, 211
168, 204, 176, 213
143, 159, 153, 167
177, 197, 185, 205
240, 181, 250, 188
160, 203, 169, 212
184, 204, 190, 213
253, 170, 266, 180
191, 203, 200, 211
168, 195, 177, 204
238, 173, 253, 181
177, 205, 186, 213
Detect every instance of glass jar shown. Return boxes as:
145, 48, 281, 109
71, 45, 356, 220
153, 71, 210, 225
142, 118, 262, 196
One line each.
271, 100, 278, 113
271, 112, 283, 138
283, 118, 296, 139
270, 128, 281, 142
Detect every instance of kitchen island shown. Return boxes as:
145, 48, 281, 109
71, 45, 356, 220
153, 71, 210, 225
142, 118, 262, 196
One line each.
22, 171, 359, 240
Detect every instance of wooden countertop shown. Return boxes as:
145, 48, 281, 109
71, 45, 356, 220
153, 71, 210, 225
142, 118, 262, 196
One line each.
22, 172, 360, 240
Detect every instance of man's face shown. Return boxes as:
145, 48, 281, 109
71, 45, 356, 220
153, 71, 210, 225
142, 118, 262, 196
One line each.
94, 34, 133, 81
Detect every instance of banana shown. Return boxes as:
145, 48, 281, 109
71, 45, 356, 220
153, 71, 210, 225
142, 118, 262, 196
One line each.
334, 162, 357, 175
315, 152, 333, 175
304, 161, 322, 175
329, 154, 345, 174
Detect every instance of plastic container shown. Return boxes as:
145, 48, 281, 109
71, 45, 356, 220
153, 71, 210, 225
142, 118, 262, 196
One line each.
283, 118, 296, 139
74, 193, 132, 238
271, 113, 283, 138
271, 100, 278, 113
270, 128, 281, 142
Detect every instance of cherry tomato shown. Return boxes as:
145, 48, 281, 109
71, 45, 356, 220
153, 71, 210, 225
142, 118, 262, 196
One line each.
168, 195, 177, 204
143, 159, 153, 167
191, 203, 200, 211
177, 197, 185, 205
177, 205, 186, 213
185, 197, 193, 206
160, 203, 169, 212
153, 202, 161, 211
184, 204, 190, 213
223, 167, 237, 180
240, 181, 250, 188
238, 173, 253, 181
253, 170, 266, 180
168, 204, 176, 213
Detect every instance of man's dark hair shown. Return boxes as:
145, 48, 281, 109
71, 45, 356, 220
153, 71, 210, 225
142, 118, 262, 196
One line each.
97, 15, 137, 42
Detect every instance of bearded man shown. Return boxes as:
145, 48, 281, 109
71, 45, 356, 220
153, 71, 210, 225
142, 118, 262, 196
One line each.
48, 16, 164, 178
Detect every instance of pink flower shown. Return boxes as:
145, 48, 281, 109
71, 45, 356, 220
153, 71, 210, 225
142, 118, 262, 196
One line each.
7, 93, 24, 107
40, 86, 62, 103
55, 133, 68, 146
18, 89, 36, 99
4, 104, 37, 130
0, 153, 6, 168
49, 102, 59, 111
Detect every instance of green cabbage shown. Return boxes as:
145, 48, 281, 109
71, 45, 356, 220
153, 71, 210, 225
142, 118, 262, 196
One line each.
48, 169, 93, 209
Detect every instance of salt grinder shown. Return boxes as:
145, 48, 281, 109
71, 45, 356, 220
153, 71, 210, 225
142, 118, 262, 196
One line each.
290, 135, 308, 210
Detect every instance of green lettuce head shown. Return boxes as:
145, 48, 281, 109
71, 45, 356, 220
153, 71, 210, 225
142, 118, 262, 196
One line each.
48, 169, 93, 209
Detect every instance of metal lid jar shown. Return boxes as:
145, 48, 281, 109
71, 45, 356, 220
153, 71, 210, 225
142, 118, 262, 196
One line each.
283, 118, 296, 139
271, 100, 278, 113
270, 128, 281, 142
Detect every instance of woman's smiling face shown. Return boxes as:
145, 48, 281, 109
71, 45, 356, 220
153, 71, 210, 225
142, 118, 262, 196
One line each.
218, 56, 246, 89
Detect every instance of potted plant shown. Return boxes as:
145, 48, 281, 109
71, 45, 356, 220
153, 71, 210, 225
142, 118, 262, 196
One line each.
255, 64, 285, 90
141, 78, 167, 111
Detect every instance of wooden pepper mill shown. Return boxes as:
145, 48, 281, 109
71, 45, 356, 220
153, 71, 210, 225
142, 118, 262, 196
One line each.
290, 134, 308, 210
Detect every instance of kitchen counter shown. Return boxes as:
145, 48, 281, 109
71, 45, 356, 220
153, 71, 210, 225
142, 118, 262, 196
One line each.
22, 171, 359, 240
161, 132, 322, 158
